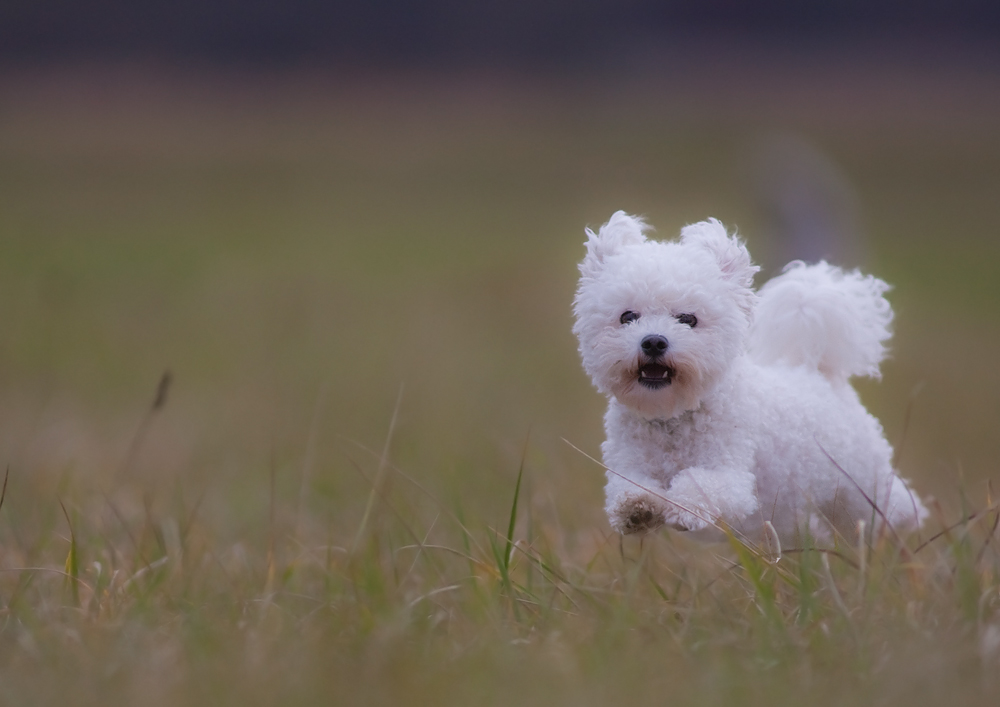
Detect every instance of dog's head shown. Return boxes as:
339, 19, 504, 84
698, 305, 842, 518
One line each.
572, 212, 759, 419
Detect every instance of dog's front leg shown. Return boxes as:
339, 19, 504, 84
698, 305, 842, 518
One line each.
661, 467, 760, 532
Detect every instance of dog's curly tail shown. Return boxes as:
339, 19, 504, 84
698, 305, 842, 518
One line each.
747, 261, 893, 383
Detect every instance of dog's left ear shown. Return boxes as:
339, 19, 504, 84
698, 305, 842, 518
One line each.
680, 219, 759, 290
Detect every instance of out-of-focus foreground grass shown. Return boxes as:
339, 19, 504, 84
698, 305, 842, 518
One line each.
0, 66, 999, 705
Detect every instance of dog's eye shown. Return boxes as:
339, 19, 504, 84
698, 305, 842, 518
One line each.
677, 313, 698, 327
619, 311, 640, 325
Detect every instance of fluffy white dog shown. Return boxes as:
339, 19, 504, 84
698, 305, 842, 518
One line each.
573, 211, 927, 545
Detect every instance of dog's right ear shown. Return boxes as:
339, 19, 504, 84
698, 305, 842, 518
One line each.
580, 211, 648, 278
680, 218, 758, 290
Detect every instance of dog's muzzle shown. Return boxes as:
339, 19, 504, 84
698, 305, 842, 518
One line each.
637, 335, 674, 389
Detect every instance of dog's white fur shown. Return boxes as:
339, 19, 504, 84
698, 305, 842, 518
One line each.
573, 211, 927, 545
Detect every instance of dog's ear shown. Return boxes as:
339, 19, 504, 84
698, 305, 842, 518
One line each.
680, 219, 759, 290
580, 211, 649, 278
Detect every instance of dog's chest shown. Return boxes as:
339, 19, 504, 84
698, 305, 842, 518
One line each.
643, 411, 721, 470
606, 400, 750, 480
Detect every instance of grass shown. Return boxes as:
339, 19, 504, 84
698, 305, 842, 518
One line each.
1, 63, 1000, 704
1, 424, 998, 705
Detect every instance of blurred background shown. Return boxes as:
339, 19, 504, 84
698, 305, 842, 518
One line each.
1, 1, 999, 540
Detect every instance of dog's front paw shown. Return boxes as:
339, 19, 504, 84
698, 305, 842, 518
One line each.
610, 496, 666, 535
662, 505, 710, 533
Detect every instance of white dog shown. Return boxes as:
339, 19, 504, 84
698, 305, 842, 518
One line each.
573, 211, 927, 546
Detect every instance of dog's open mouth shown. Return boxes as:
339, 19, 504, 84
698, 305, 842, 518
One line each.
638, 363, 674, 389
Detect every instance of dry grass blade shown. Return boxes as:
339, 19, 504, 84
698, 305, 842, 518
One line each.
914, 505, 998, 554
351, 384, 404, 557
295, 379, 331, 543
117, 370, 173, 480
0, 466, 8, 514
781, 547, 860, 570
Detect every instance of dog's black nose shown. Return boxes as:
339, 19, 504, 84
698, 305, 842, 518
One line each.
640, 334, 668, 357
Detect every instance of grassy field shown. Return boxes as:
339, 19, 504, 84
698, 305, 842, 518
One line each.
1, 64, 999, 704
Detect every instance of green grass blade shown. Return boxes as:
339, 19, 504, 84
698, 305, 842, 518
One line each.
503, 462, 524, 574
